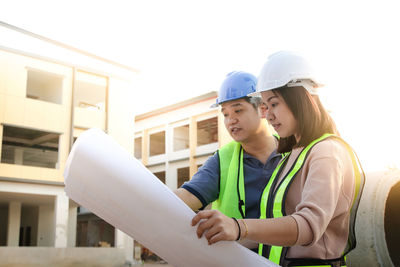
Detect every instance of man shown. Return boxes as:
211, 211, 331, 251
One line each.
175, 71, 280, 220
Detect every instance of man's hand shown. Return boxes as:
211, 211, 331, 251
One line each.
191, 210, 239, 245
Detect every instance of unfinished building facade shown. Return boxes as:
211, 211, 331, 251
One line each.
0, 22, 137, 265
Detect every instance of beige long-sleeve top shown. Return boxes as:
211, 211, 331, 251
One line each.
275, 138, 355, 259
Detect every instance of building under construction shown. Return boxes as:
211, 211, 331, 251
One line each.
0, 21, 137, 266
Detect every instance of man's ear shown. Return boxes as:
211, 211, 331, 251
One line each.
259, 103, 267, 118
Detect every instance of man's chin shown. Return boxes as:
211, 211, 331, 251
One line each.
231, 136, 245, 143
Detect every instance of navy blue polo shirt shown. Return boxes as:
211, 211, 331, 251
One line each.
181, 150, 281, 218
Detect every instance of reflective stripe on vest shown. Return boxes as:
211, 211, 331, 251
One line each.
258, 134, 365, 266
211, 141, 246, 218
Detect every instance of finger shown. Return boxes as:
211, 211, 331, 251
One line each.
204, 222, 222, 241
208, 232, 227, 245
196, 214, 218, 238
191, 210, 216, 226
206, 217, 238, 244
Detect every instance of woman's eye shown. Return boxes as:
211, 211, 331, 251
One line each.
235, 109, 242, 113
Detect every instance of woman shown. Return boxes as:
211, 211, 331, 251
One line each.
192, 51, 364, 267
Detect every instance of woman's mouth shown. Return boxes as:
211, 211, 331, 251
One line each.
272, 123, 281, 131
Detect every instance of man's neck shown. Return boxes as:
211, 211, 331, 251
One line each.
241, 133, 278, 165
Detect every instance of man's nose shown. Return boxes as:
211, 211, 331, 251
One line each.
227, 115, 238, 124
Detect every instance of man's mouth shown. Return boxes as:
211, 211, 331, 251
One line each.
230, 127, 241, 134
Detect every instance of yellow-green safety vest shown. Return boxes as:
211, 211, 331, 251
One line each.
258, 133, 365, 267
211, 141, 246, 218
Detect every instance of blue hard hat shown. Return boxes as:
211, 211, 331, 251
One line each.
211, 71, 257, 108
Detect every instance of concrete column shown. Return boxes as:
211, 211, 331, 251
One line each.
166, 124, 172, 156
37, 205, 54, 246
189, 116, 197, 178
165, 161, 176, 189
115, 229, 134, 265
54, 192, 69, 247
14, 148, 23, 165
142, 129, 149, 165
67, 204, 77, 247
7, 202, 21, 246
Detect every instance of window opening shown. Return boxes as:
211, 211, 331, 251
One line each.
177, 167, 190, 188
173, 125, 189, 151
149, 131, 165, 156
197, 117, 218, 146
153, 171, 166, 184
1, 125, 59, 168
26, 68, 63, 104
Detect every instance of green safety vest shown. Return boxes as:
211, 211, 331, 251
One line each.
258, 133, 365, 267
211, 141, 246, 218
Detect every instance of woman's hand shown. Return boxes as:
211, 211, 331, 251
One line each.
191, 210, 239, 245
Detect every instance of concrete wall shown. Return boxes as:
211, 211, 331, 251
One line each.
0, 247, 126, 267
37, 204, 55, 246
67, 204, 77, 247
7, 201, 21, 246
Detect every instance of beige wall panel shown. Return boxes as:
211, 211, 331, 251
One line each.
0, 51, 27, 97
107, 78, 135, 152
0, 125, 3, 160
22, 166, 62, 182
0, 163, 22, 177
73, 108, 106, 130
0, 55, 6, 93
3, 95, 25, 124
23, 99, 62, 132
2, 96, 69, 131
0, 163, 62, 182
0, 93, 5, 122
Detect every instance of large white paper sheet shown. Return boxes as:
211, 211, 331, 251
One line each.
64, 128, 278, 267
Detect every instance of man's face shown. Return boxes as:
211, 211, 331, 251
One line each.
221, 98, 264, 143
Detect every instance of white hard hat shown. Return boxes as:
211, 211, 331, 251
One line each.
251, 51, 323, 96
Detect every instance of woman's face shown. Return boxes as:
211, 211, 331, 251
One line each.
261, 90, 300, 141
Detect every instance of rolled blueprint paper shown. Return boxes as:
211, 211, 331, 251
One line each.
64, 128, 278, 267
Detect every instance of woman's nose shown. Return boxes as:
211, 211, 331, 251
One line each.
266, 111, 274, 121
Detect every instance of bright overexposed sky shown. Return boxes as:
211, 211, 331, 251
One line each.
1, 0, 399, 172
